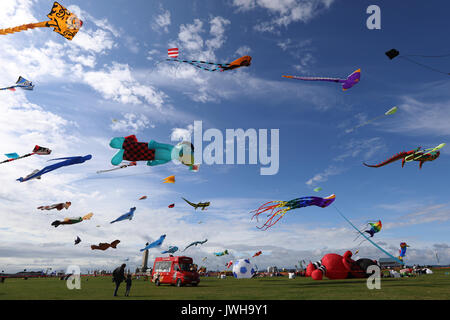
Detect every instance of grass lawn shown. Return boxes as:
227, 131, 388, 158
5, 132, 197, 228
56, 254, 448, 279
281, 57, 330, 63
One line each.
1, 269, 449, 300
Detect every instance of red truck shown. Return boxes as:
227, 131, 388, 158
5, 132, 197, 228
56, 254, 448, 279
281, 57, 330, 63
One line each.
151, 256, 200, 287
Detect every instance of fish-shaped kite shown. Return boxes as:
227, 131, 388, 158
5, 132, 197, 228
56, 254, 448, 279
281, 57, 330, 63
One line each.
91, 240, 120, 251
252, 251, 262, 258
0, 76, 34, 91
51, 212, 93, 227
0, 2, 82, 40
282, 68, 361, 91
110, 207, 136, 224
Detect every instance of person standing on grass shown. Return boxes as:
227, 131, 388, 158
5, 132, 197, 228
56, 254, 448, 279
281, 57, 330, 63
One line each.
125, 274, 132, 297
112, 264, 126, 296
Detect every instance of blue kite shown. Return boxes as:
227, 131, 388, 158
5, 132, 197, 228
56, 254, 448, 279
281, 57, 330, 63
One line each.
140, 235, 166, 252
0, 76, 34, 91
161, 246, 179, 254
17, 155, 92, 182
110, 207, 136, 224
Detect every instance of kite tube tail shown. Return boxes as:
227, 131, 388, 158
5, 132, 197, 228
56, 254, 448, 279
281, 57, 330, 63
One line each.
333, 205, 404, 265
0, 21, 48, 35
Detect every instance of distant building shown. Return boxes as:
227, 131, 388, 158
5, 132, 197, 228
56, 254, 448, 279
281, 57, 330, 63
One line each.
140, 243, 149, 272
379, 258, 402, 268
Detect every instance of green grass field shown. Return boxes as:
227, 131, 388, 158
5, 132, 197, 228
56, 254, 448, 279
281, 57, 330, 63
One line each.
1, 269, 449, 300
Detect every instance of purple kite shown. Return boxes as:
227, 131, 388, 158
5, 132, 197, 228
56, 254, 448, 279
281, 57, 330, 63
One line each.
282, 69, 361, 91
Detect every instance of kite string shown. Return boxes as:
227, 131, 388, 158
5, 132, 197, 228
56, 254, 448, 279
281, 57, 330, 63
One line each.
333, 205, 404, 264
399, 56, 450, 75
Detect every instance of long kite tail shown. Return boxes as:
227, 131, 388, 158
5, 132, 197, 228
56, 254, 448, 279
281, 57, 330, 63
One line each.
363, 150, 413, 168
251, 201, 290, 230
282, 75, 344, 83
333, 205, 404, 264
0, 22, 48, 36
166, 58, 229, 72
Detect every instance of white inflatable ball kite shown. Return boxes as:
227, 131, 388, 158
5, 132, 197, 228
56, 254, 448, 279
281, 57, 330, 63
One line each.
232, 259, 256, 279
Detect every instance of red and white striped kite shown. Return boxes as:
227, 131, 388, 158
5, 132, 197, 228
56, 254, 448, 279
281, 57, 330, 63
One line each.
168, 48, 179, 58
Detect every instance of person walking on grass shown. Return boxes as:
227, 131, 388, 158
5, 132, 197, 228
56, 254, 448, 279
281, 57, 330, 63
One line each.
125, 273, 132, 297
112, 264, 126, 296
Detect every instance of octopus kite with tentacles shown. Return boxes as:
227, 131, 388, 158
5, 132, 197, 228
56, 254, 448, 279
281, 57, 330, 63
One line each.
363, 143, 445, 169
251, 194, 336, 230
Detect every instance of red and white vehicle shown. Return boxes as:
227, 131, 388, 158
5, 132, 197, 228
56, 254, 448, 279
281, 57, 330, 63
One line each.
151, 256, 200, 287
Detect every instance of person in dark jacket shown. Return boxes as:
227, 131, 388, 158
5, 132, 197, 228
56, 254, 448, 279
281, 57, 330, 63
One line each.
125, 273, 132, 296
112, 264, 126, 296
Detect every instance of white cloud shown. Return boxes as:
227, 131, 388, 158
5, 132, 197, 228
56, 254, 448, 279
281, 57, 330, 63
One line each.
152, 9, 171, 33
235, 45, 251, 56
232, 0, 335, 32
110, 113, 152, 132
171, 124, 194, 141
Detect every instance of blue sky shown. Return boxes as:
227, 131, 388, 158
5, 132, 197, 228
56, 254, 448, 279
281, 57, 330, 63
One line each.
0, 0, 449, 273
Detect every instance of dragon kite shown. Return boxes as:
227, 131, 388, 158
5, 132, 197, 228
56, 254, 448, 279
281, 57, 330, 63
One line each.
363, 144, 445, 169
0, 2, 82, 40
182, 198, 210, 210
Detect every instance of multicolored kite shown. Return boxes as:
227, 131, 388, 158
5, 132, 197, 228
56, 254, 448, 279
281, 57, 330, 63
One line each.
96, 161, 136, 174
51, 212, 93, 227
37, 202, 71, 211
214, 250, 229, 256
251, 194, 336, 230
109, 135, 197, 171
398, 242, 409, 261
363, 143, 445, 169
0, 76, 34, 91
164, 50, 251, 72
364, 220, 382, 238
17, 154, 92, 182
0, 2, 83, 40
182, 197, 210, 210
1, 145, 51, 165
282, 69, 361, 91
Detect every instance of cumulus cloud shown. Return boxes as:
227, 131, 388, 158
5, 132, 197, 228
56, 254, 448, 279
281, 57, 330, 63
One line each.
152, 8, 171, 33
232, 0, 335, 33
